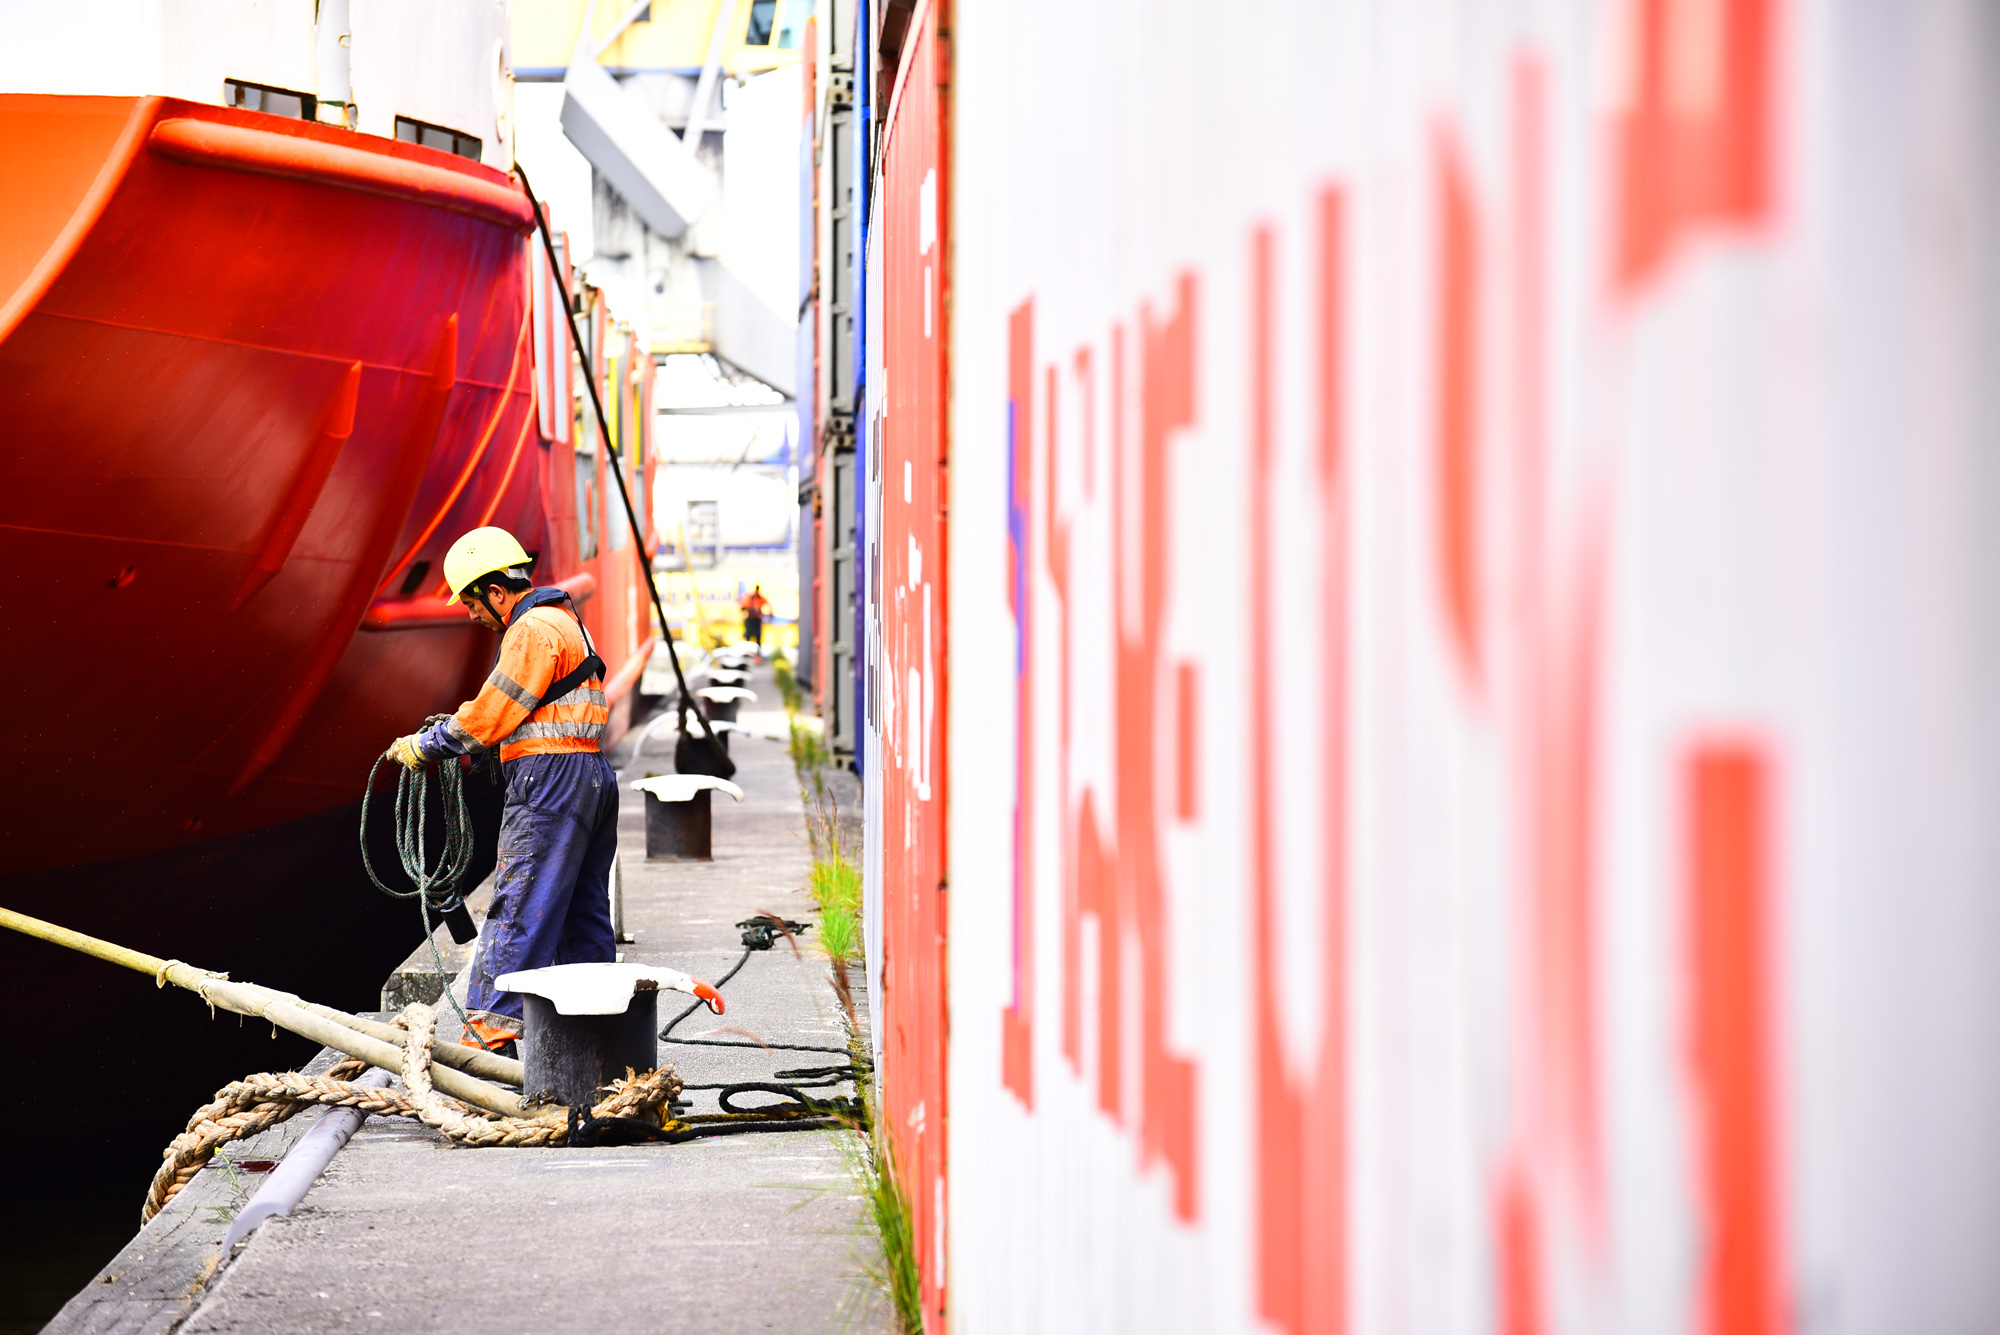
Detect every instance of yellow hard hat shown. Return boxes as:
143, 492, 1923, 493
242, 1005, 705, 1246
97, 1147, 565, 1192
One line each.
443, 527, 533, 600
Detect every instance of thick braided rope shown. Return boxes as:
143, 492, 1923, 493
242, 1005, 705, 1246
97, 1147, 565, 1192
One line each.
142, 1057, 372, 1223
393, 1003, 564, 1146
594, 1068, 685, 1121
143, 1008, 685, 1222
389, 1004, 681, 1145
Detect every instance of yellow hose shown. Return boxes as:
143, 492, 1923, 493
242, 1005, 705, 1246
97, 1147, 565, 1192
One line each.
0, 903, 172, 977
0, 903, 528, 1117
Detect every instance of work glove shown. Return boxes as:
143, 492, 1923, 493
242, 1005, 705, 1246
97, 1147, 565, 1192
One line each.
386, 733, 428, 771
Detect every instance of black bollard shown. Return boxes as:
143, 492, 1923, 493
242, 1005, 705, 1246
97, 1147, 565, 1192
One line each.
644, 786, 712, 861
520, 986, 659, 1107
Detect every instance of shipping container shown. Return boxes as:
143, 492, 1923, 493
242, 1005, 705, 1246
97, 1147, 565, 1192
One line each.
860, 0, 2000, 1330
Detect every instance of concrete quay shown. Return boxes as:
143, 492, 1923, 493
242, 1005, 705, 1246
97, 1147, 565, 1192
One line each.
46, 660, 890, 1335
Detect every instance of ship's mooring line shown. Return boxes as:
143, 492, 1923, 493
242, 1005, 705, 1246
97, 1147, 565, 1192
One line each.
150, 998, 862, 1222
145, 1004, 682, 1223
0, 905, 866, 1224
0, 906, 529, 1110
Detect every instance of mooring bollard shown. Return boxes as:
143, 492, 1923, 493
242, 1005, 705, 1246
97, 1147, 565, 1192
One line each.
632, 773, 746, 861
499, 962, 723, 1107
638, 709, 736, 757
697, 684, 756, 722
705, 717, 736, 755
673, 712, 736, 757
658, 788, 711, 859
521, 990, 657, 1106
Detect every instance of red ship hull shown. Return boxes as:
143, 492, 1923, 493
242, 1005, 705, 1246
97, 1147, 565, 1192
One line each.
2, 95, 549, 861
0, 96, 617, 1202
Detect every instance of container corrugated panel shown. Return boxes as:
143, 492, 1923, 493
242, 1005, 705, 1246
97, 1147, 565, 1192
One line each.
872, 2, 951, 1328
937, 0, 2000, 1332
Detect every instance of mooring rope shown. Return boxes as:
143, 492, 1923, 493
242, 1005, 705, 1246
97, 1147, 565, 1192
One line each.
146, 1002, 867, 1225
143, 1004, 679, 1224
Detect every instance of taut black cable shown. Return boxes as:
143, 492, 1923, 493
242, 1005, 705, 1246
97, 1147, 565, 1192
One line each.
513, 161, 731, 779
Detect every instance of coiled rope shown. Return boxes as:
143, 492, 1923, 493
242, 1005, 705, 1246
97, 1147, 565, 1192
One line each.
359, 732, 485, 1042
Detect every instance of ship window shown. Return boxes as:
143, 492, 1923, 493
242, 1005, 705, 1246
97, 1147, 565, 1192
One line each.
744, 0, 776, 45
399, 561, 431, 597
686, 500, 720, 570
629, 401, 646, 549
775, 0, 812, 48
224, 79, 317, 121
576, 451, 600, 560
394, 116, 484, 163
609, 369, 632, 552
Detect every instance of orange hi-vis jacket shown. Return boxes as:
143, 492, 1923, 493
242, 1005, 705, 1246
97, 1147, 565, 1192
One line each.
432, 593, 610, 764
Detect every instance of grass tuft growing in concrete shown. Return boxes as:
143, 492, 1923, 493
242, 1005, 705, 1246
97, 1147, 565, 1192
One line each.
810, 855, 862, 962
845, 1119, 923, 1334
779, 658, 915, 1332
772, 649, 805, 715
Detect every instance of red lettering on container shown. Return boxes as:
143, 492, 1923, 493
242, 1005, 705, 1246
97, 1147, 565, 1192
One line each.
1436, 129, 1482, 686
1687, 745, 1784, 1335
1175, 662, 1197, 822
1254, 190, 1350, 1334
1129, 276, 1201, 1220
1002, 300, 1035, 1108
1614, 0, 1777, 293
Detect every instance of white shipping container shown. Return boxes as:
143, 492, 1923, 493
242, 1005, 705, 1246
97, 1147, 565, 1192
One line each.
858, 0, 2000, 1331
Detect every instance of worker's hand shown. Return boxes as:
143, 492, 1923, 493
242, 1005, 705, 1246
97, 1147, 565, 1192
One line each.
386, 734, 428, 771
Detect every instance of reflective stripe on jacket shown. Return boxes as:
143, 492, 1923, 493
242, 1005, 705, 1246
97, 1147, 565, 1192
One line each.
425, 591, 609, 764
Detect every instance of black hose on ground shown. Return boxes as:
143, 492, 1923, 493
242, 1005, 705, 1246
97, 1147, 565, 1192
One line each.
659, 926, 860, 1058
641, 922, 874, 1139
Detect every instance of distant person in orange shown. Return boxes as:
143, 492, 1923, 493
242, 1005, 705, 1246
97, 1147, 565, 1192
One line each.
740, 585, 770, 649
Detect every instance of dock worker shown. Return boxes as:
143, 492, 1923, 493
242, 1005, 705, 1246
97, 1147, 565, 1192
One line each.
384, 526, 617, 1053
740, 584, 770, 649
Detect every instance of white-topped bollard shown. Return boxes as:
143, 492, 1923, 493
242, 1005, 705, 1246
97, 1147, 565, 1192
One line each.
669, 710, 737, 759
632, 773, 745, 861
497, 962, 722, 1107
632, 709, 737, 756
696, 684, 757, 723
